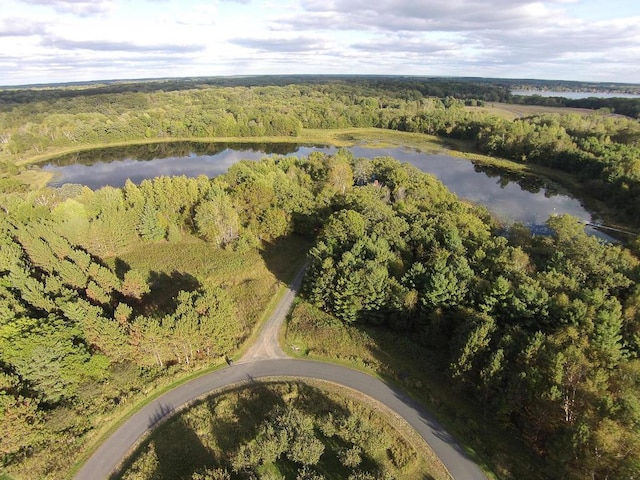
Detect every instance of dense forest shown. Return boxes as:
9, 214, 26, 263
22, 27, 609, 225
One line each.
1, 77, 640, 479
1, 150, 639, 479
302, 155, 640, 479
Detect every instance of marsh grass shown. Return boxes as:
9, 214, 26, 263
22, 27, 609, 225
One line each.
110, 234, 310, 326
464, 102, 596, 120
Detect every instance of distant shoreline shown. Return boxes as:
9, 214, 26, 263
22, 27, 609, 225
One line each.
511, 89, 640, 99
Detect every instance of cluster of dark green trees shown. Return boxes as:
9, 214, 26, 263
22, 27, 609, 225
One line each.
301, 156, 640, 479
230, 404, 388, 480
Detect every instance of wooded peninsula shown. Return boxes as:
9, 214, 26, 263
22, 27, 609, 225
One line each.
1, 76, 639, 480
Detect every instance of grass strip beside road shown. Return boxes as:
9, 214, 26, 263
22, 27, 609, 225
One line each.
66, 359, 227, 480
114, 378, 451, 480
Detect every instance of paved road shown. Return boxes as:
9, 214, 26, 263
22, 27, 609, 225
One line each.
74, 265, 487, 480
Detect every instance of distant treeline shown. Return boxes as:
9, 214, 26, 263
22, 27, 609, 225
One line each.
0, 75, 509, 104
2, 75, 639, 116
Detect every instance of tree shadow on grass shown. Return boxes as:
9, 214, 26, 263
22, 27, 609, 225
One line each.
204, 381, 286, 458
111, 401, 215, 480
145, 270, 201, 314
113, 257, 130, 281
149, 416, 215, 479
258, 234, 314, 286
111, 258, 201, 315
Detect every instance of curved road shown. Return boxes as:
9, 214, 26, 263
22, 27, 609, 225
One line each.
75, 266, 487, 480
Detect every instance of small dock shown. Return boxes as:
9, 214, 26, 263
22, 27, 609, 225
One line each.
584, 221, 637, 236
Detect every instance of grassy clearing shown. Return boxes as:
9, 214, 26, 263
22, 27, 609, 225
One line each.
308, 127, 447, 152
465, 102, 597, 120
284, 300, 547, 480
110, 234, 310, 329
115, 379, 449, 480
13, 168, 54, 190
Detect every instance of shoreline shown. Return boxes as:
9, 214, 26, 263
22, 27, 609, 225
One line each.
8, 127, 637, 236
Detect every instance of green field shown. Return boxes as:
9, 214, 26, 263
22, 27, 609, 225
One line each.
465, 102, 598, 120
109, 234, 312, 333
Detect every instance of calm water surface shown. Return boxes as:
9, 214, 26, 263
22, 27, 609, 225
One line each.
511, 90, 640, 99
42, 142, 607, 237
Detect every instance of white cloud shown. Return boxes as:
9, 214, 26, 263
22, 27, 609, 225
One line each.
0, 0, 639, 85
231, 36, 326, 53
0, 18, 47, 36
286, 0, 562, 32
18, 0, 115, 16
42, 36, 205, 54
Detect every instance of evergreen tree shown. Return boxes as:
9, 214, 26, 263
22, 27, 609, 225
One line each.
137, 203, 165, 241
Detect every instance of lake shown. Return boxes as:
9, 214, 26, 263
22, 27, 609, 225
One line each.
511, 90, 640, 99
41, 142, 609, 238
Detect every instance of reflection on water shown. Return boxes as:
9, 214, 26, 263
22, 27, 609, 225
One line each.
47, 142, 304, 166
41, 142, 609, 239
43, 143, 319, 190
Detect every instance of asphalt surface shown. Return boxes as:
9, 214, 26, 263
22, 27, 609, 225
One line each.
74, 265, 487, 480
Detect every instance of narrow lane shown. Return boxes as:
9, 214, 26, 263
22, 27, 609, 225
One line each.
239, 262, 307, 362
74, 264, 487, 480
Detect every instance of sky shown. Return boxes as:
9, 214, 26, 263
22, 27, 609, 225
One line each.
1, 0, 639, 86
